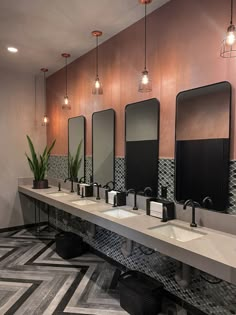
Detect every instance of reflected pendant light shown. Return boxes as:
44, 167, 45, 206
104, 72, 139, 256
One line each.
92, 30, 103, 95
220, 0, 236, 58
139, 0, 152, 93
41, 68, 49, 126
62, 53, 71, 109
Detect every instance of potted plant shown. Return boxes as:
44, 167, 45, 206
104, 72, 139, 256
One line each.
26, 135, 56, 189
68, 140, 82, 182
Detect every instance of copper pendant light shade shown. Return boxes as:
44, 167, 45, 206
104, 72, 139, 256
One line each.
41, 68, 49, 126
62, 53, 71, 110
92, 30, 103, 95
221, 0, 236, 58
138, 0, 152, 92
139, 0, 152, 4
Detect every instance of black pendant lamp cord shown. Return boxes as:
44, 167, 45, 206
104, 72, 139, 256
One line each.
65, 57, 68, 96
231, 0, 234, 25
96, 36, 99, 78
144, 3, 147, 70
43, 72, 46, 107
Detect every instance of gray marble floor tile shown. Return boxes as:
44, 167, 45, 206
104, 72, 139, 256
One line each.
0, 227, 127, 315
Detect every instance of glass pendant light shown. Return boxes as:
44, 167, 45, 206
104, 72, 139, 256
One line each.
92, 30, 103, 95
41, 68, 49, 126
221, 0, 236, 58
139, 0, 152, 92
61, 53, 71, 109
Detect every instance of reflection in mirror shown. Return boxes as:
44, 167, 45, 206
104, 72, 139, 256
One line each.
125, 98, 159, 196
92, 109, 115, 186
68, 116, 85, 181
175, 81, 231, 211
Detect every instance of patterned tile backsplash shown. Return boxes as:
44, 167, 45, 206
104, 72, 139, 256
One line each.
48, 155, 68, 180
48, 155, 236, 213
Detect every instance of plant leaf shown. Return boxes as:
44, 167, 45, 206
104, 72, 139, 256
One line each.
68, 140, 82, 178
26, 135, 56, 181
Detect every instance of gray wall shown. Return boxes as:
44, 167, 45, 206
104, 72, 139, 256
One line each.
0, 68, 46, 228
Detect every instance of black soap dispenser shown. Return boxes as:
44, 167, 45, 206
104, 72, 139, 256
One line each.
104, 187, 110, 203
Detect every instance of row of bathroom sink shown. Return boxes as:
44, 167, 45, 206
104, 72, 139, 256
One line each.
47, 190, 207, 243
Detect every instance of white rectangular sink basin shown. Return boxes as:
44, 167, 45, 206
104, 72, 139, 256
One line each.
102, 208, 138, 219
72, 200, 97, 206
148, 223, 206, 242
48, 192, 69, 197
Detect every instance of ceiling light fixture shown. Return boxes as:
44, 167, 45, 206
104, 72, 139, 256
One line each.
61, 53, 71, 110
139, 0, 152, 92
7, 47, 18, 53
92, 30, 103, 95
221, 0, 236, 58
41, 68, 49, 126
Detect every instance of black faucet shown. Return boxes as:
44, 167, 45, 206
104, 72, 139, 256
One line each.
144, 186, 153, 197
93, 182, 101, 200
202, 196, 213, 209
183, 199, 199, 227
126, 188, 138, 210
64, 177, 74, 193
103, 181, 115, 190
79, 176, 85, 183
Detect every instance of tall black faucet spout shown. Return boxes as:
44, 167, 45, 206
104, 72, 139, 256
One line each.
64, 177, 74, 193
127, 188, 138, 210
183, 199, 197, 227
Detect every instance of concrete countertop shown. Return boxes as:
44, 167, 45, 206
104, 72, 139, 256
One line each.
18, 184, 236, 285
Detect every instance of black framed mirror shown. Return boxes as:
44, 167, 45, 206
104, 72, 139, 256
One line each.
92, 109, 115, 186
175, 81, 231, 211
125, 98, 159, 196
68, 116, 85, 181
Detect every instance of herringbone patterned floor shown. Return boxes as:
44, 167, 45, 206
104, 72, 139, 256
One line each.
0, 226, 128, 315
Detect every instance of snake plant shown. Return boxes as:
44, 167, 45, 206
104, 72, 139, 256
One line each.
68, 140, 82, 179
26, 135, 56, 180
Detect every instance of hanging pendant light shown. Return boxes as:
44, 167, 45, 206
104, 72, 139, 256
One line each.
92, 30, 103, 95
139, 0, 152, 93
221, 0, 236, 58
61, 53, 71, 109
41, 68, 49, 126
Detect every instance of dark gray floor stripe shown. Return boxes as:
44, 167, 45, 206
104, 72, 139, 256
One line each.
3, 279, 42, 315
53, 268, 89, 314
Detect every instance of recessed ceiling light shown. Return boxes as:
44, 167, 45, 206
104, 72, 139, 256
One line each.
7, 47, 18, 53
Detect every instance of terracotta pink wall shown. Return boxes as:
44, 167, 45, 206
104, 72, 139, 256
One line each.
176, 88, 230, 140
47, 0, 236, 159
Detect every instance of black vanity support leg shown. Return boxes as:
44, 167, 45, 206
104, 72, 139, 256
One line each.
47, 204, 50, 229
37, 201, 41, 234
34, 199, 37, 233
55, 208, 58, 231
110, 269, 122, 289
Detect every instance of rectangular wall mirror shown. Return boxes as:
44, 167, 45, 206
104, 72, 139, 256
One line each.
92, 109, 115, 186
125, 98, 159, 196
68, 116, 85, 181
175, 81, 231, 211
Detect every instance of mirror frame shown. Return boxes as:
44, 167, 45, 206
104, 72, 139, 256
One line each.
125, 98, 160, 196
174, 81, 232, 212
92, 108, 115, 185
68, 115, 86, 181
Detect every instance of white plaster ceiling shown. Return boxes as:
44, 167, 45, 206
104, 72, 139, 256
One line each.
0, 0, 170, 75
